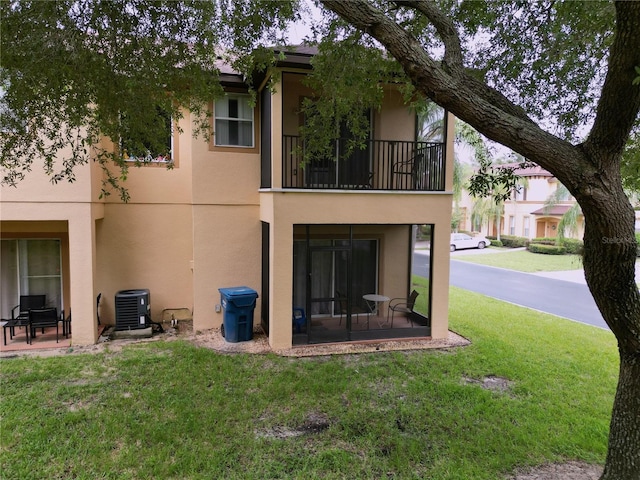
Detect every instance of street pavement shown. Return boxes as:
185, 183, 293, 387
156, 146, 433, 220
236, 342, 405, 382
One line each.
413, 246, 619, 330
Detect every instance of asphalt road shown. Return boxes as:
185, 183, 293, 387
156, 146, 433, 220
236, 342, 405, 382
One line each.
413, 252, 609, 330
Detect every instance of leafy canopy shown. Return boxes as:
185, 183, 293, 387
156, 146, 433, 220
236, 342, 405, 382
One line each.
1, 0, 637, 198
0, 0, 300, 199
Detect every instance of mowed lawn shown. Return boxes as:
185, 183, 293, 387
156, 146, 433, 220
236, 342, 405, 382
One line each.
0, 287, 618, 480
453, 249, 584, 272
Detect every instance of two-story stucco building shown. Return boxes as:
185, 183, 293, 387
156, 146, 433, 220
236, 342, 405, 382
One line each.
1, 47, 455, 350
458, 163, 583, 240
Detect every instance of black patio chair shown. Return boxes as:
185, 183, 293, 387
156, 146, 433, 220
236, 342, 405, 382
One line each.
29, 308, 59, 344
392, 150, 426, 190
336, 290, 368, 327
11, 295, 46, 321
388, 290, 419, 327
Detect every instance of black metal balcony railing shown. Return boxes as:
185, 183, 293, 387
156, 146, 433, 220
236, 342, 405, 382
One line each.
282, 136, 445, 191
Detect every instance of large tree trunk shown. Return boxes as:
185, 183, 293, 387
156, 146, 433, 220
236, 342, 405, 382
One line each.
602, 351, 640, 479
579, 184, 640, 480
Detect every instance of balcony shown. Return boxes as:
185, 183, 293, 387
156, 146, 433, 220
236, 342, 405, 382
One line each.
282, 136, 445, 191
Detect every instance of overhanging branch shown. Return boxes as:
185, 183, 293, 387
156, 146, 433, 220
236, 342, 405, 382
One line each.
585, 1, 640, 161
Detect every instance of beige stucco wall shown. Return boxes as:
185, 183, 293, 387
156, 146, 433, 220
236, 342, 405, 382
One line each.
95, 203, 194, 326
376, 86, 416, 142
192, 205, 262, 331
1, 162, 95, 204
2, 71, 455, 351
0, 202, 103, 345
260, 191, 453, 349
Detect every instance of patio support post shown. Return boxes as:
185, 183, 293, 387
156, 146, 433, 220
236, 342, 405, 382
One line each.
67, 206, 100, 345
268, 217, 294, 350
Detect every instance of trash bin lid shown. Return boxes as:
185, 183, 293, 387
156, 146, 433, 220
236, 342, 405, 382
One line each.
219, 287, 259, 307
218, 286, 258, 298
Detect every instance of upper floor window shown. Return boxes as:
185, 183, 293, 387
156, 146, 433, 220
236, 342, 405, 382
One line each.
513, 186, 527, 201
214, 94, 254, 148
121, 106, 173, 164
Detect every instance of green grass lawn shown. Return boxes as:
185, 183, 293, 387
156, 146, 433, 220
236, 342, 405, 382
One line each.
0, 287, 618, 479
454, 249, 585, 272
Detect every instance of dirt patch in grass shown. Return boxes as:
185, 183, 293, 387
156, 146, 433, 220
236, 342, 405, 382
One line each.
255, 412, 332, 439
463, 375, 513, 393
507, 461, 603, 479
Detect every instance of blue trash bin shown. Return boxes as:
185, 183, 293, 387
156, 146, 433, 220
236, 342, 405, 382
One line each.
218, 287, 259, 342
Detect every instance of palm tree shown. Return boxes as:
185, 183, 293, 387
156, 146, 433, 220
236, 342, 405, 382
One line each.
543, 183, 582, 241
417, 102, 484, 232
471, 195, 505, 241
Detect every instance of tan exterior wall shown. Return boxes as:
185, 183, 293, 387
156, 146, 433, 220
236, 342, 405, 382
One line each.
0, 151, 96, 204
376, 86, 416, 142
260, 191, 453, 349
2, 69, 455, 351
192, 205, 262, 331
95, 203, 194, 326
0, 202, 103, 345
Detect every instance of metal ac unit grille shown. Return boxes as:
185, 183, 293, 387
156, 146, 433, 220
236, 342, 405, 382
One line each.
115, 289, 150, 331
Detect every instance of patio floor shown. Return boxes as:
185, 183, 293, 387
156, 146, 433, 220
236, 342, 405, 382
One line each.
0, 324, 106, 353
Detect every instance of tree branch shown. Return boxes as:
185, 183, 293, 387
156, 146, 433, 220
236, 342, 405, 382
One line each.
584, 1, 640, 161
320, 0, 583, 185
393, 0, 464, 75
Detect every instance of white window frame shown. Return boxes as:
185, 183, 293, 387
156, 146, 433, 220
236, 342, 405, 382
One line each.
514, 186, 527, 201
214, 94, 255, 148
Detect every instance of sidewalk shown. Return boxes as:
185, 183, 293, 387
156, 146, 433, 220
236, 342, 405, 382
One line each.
533, 264, 640, 285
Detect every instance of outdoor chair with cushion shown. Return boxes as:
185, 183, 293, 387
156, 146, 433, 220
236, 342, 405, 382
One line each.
388, 290, 419, 327
29, 308, 59, 344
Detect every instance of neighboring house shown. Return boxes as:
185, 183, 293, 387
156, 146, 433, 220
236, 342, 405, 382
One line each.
0, 47, 455, 350
458, 163, 583, 240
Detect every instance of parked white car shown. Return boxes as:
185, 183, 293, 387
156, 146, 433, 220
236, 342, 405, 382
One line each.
450, 233, 490, 252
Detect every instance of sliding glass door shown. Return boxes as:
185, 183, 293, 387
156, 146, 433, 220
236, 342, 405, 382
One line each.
0, 239, 63, 318
293, 235, 377, 342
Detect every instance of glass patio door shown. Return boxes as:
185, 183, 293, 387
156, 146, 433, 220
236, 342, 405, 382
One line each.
303, 109, 371, 188
293, 235, 377, 343
0, 239, 63, 318
307, 243, 350, 342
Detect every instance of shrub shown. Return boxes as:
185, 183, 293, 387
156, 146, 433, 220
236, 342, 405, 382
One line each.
528, 243, 567, 255
499, 235, 529, 248
636, 232, 640, 257
530, 237, 557, 245
530, 237, 583, 254
561, 238, 583, 255
491, 240, 503, 247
